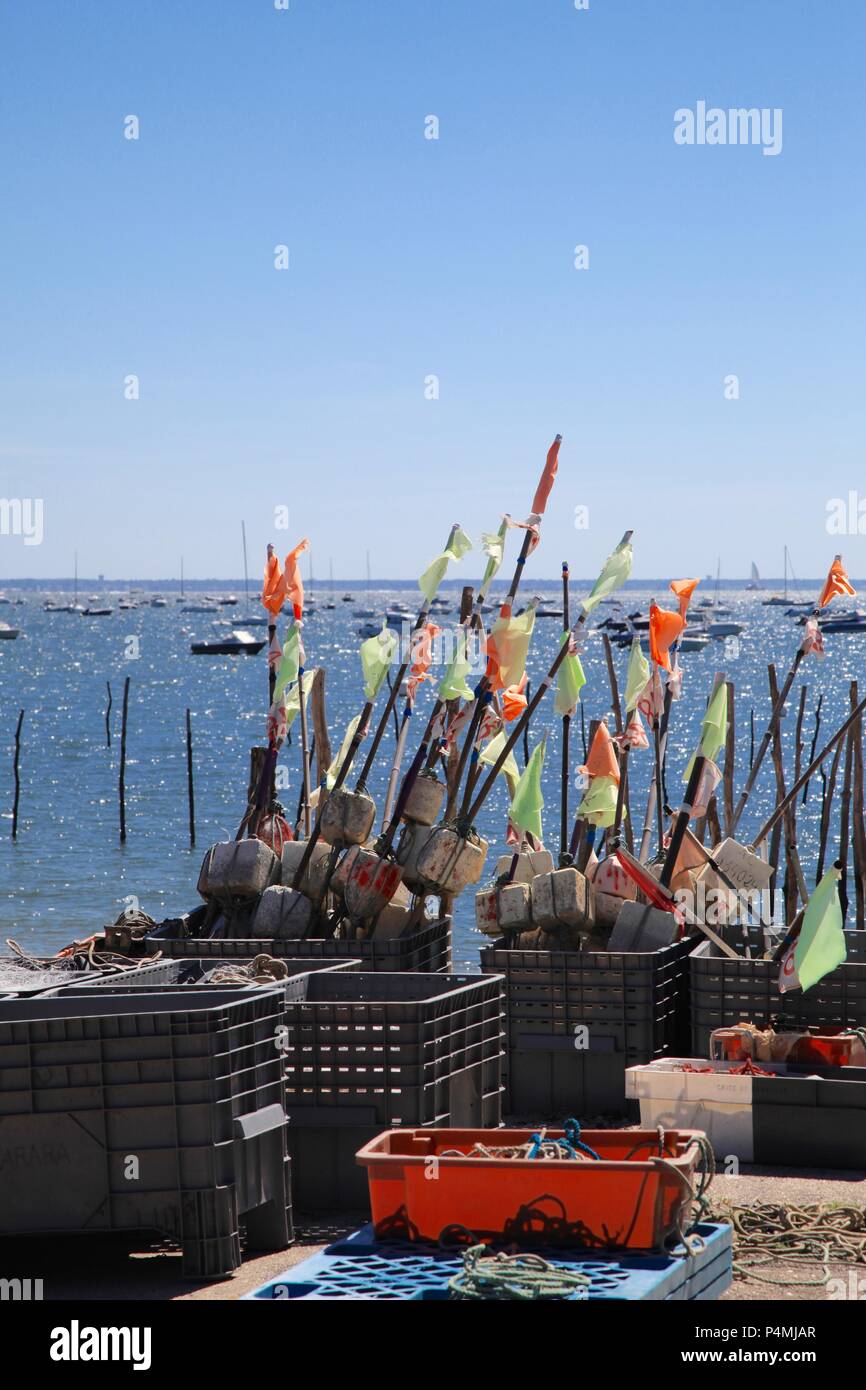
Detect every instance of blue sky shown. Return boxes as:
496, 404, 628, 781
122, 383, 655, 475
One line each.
1, 0, 864, 583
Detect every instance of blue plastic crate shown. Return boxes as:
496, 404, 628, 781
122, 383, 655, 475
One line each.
245, 1221, 732, 1301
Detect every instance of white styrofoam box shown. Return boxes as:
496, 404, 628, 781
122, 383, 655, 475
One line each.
625, 1057, 754, 1162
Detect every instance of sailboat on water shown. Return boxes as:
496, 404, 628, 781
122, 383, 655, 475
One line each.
324, 559, 336, 609
235, 521, 268, 625
353, 550, 376, 618
45, 553, 85, 612
762, 545, 811, 610
746, 561, 762, 591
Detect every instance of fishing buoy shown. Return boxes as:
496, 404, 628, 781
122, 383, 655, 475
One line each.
197, 839, 280, 900
531, 866, 592, 931
414, 824, 489, 895
255, 812, 294, 855
401, 770, 446, 826
395, 822, 437, 893
280, 839, 336, 899
319, 786, 376, 848
251, 885, 313, 938
341, 847, 404, 920
493, 849, 555, 883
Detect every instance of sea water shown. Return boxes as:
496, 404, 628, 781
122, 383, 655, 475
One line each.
0, 585, 857, 970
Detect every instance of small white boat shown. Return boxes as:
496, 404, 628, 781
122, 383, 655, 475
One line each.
0, 622, 20, 640
707, 620, 744, 639
190, 628, 266, 656
151, 596, 169, 608
82, 607, 113, 617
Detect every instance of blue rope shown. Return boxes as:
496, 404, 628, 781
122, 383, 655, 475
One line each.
527, 1118, 600, 1163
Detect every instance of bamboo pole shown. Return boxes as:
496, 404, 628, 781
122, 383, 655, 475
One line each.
449, 440, 563, 811
105, 681, 112, 748
296, 644, 313, 838
11, 709, 23, 840
560, 565, 571, 862
290, 701, 374, 889
723, 681, 735, 835
752, 688, 866, 850
185, 708, 195, 847
851, 682, 866, 928
816, 736, 844, 883
602, 627, 631, 853
355, 523, 462, 793
767, 664, 806, 922
802, 693, 823, 806
729, 650, 804, 834
839, 698, 855, 921
310, 668, 332, 791
119, 677, 130, 843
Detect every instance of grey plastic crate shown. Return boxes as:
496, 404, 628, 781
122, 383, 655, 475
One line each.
0, 987, 293, 1278
481, 939, 693, 1118
280, 972, 505, 1210
144, 916, 451, 973
752, 1067, 866, 1170
690, 929, 866, 1056
288, 1089, 503, 1212
281, 972, 505, 1117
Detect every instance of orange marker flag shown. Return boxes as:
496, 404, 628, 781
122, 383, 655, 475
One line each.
261, 545, 286, 615
530, 435, 562, 518
284, 538, 311, 620
649, 602, 685, 671
580, 720, 620, 784
670, 577, 700, 620
501, 674, 529, 723
818, 555, 855, 610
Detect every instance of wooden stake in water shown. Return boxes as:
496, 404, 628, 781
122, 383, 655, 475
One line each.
105, 681, 112, 748
186, 708, 196, 847
11, 709, 23, 840
119, 676, 130, 844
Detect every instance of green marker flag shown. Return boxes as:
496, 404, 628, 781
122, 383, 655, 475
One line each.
479, 728, 521, 790
582, 535, 634, 615
577, 775, 621, 828
418, 525, 473, 603
509, 736, 547, 843
554, 632, 586, 717
683, 680, 729, 782
438, 626, 475, 702
285, 668, 317, 732
478, 520, 508, 601
795, 865, 847, 992
327, 714, 362, 790
624, 637, 651, 713
360, 622, 397, 701
273, 627, 301, 704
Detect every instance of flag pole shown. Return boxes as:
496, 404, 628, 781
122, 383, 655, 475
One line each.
559, 561, 571, 864
463, 531, 633, 829
353, 523, 461, 795
731, 556, 853, 835
752, 690, 866, 850
448, 436, 562, 817
289, 700, 374, 889
295, 624, 313, 838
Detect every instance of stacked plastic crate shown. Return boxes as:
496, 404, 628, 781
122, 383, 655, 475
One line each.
278, 971, 506, 1210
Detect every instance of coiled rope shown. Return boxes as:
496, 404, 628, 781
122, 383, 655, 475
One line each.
715, 1202, 866, 1286
447, 1244, 591, 1301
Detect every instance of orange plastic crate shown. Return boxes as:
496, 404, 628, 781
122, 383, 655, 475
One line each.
356, 1126, 703, 1250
